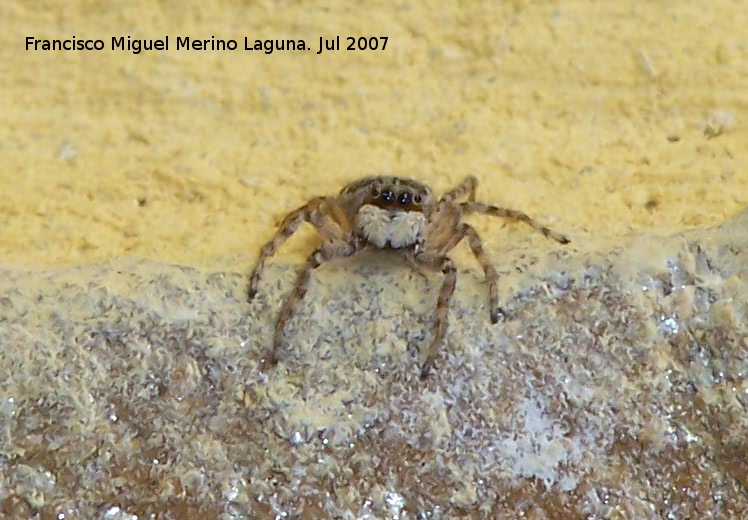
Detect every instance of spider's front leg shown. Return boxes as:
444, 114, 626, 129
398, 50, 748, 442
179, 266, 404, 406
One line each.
270, 237, 364, 365
248, 196, 338, 302
411, 252, 457, 379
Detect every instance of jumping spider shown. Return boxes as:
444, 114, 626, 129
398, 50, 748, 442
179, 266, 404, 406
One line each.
247, 175, 570, 377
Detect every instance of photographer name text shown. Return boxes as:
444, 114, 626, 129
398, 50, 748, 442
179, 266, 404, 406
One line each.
25, 35, 389, 55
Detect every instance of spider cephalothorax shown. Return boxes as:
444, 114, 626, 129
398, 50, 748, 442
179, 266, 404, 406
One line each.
248, 175, 569, 377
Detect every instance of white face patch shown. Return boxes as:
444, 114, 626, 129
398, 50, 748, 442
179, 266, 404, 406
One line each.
354, 204, 427, 249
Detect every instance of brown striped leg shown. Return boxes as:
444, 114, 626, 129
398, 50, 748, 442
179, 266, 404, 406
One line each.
440, 175, 477, 204
247, 196, 333, 301
414, 255, 456, 378
459, 202, 570, 244
457, 223, 503, 323
271, 238, 363, 364
423, 221, 502, 324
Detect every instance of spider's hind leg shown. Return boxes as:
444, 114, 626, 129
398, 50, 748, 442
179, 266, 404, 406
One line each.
460, 202, 570, 245
457, 223, 503, 323
440, 175, 478, 204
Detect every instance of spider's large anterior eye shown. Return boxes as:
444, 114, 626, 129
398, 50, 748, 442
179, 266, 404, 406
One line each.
399, 192, 411, 205
381, 190, 394, 203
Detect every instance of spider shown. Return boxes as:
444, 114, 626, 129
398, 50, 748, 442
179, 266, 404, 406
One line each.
247, 175, 570, 377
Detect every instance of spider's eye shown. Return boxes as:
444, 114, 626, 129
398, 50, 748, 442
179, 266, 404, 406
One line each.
399, 192, 411, 205
381, 190, 394, 203
371, 186, 381, 197
413, 194, 423, 204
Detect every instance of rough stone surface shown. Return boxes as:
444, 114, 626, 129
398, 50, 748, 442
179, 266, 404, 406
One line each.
1, 210, 747, 518
3, 1, 747, 270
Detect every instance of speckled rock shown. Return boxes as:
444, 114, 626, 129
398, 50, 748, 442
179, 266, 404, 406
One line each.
1, 210, 747, 519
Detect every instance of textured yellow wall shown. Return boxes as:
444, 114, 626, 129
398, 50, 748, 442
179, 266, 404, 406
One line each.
2, 1, 746, 271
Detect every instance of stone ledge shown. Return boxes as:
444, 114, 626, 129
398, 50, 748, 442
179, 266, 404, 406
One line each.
1, 210, 747, 518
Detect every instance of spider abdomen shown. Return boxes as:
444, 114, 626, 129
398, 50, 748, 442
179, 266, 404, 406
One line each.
354, 204, 427, 249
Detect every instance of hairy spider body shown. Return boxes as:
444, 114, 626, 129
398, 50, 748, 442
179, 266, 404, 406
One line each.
248, 175, 569, 377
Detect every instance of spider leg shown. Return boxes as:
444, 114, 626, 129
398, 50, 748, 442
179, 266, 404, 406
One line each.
247, 196, 346, 301
440, 175, 477, 204
271, 237, 364, 365
459, 202, 570, 244
454, 223, 503, 323
410, 253, 457, 379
